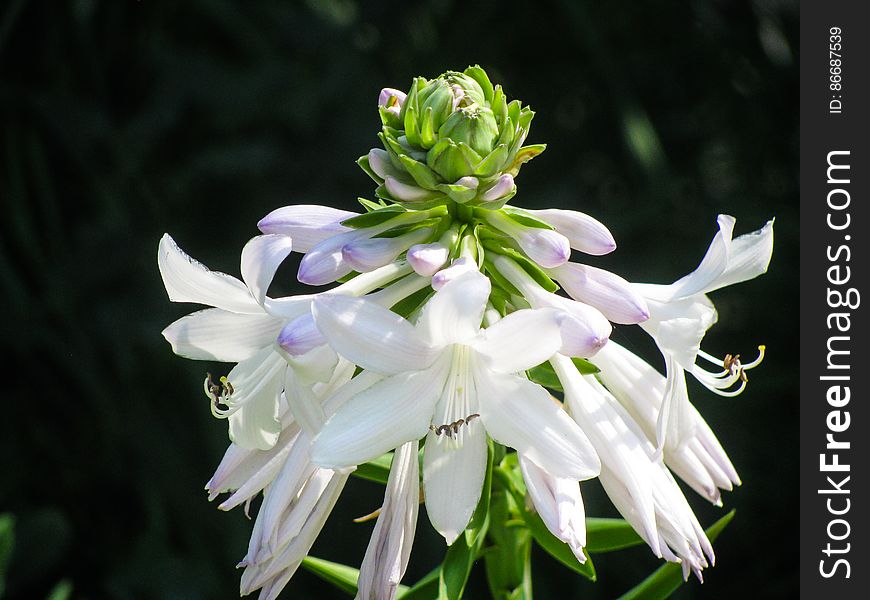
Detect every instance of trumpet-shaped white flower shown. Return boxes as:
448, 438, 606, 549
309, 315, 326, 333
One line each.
594, 341, 740, 505
520, 454, 587, 563
209, 364, 383, 600
356, 440, 420, 600
159, 233, 418, 449
551, 355, 713, 579
310, 270, 601, 543
633, 215, 773, 452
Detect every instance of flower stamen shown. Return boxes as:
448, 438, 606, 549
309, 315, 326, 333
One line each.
204, 372, 236, 417
430, 413, 480, 438
693, 345, 766, 397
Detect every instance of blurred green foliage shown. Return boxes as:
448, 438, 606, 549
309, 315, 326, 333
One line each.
0, 0, 797, 598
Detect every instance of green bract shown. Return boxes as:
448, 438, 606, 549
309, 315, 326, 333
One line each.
359, 65, 546, 210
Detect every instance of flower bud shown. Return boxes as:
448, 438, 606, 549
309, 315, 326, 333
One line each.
525, 209, 616, 256
363, 65, 545, 209
407, 242, 450, 276
431, 257, 477, 290
480, 174, 516, 203
257, 205, 356, 253
342, 227, 434, 273
549, 263, 650, 324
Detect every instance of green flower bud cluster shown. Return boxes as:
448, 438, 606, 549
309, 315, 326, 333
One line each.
358, 66, 546, 210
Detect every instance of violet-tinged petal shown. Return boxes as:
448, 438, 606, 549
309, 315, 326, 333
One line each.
257, 205, 356, 252
384, 177, 434, 202
407, 242, 450, 276
549, 262, 650, 324
297, 230, 360, 286
431, 257, 478, 290
481, 174, 515, 203
277, 314, 326, 356
526, 208, 616, 255
342, 227, 433, 273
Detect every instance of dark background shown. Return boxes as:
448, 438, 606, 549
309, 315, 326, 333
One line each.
0, 1, 798, 598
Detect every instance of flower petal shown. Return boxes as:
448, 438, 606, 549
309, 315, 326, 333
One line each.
519, 454, 587, 559
423, 423, 488, 545
407, 242, 450, 277
257, 205, 356, 252
526, 208, 616, 255
417, 270, 490, 346
297, 230, 360, 286
475, 369, 600, 480
707, 218, 774, 292
223, 348, 287, 450
311, 359, 448, 468
655, 357, 697, 452
661, 215, 735, 300
549, 262, 650, 324
357, 440, 420, 599
162, 308, 283, 362
312, 294, 440, 375
241, 234, 295, 306
158, 234, 259, 313
473, 308, 563, 373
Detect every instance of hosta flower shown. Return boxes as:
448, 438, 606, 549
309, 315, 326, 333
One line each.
359, 66, 544, 209
552, 355, 714, 579
310, 269, 601, 543
632, 215, 774, 453
355, 440, 420, 600
159, 66, 774, 599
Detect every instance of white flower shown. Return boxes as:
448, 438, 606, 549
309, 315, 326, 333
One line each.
158, 233, 418, 449
633, 215, 773, 452
356, 440, 420, 600
551, 355, 713, 579
209, 365, 383, 600
519, 454, 587, 563
310, 270, 601, 543
594, 341, 740, 505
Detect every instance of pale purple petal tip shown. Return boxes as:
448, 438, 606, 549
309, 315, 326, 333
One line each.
277, 315, 325, 356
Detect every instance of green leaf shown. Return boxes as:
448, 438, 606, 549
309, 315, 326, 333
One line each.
616, 510, 736, 600
0, 514, 14, 597
301, 556, 362, 596
500, 207, 554, 230
464, 65, 494, 102
358, 197, 388, 212
506, 144, 546, 177
352, 452, 394, 484
586, 518, 644, 553
341, 205, 407, 229
526, 363, 564, 392
527, 359, 600, 393
397, 566, 440, 600
573, 358, 600, 375
400, 154, 440, 189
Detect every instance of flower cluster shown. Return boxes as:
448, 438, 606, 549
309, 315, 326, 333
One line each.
159, 66, 773, 600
